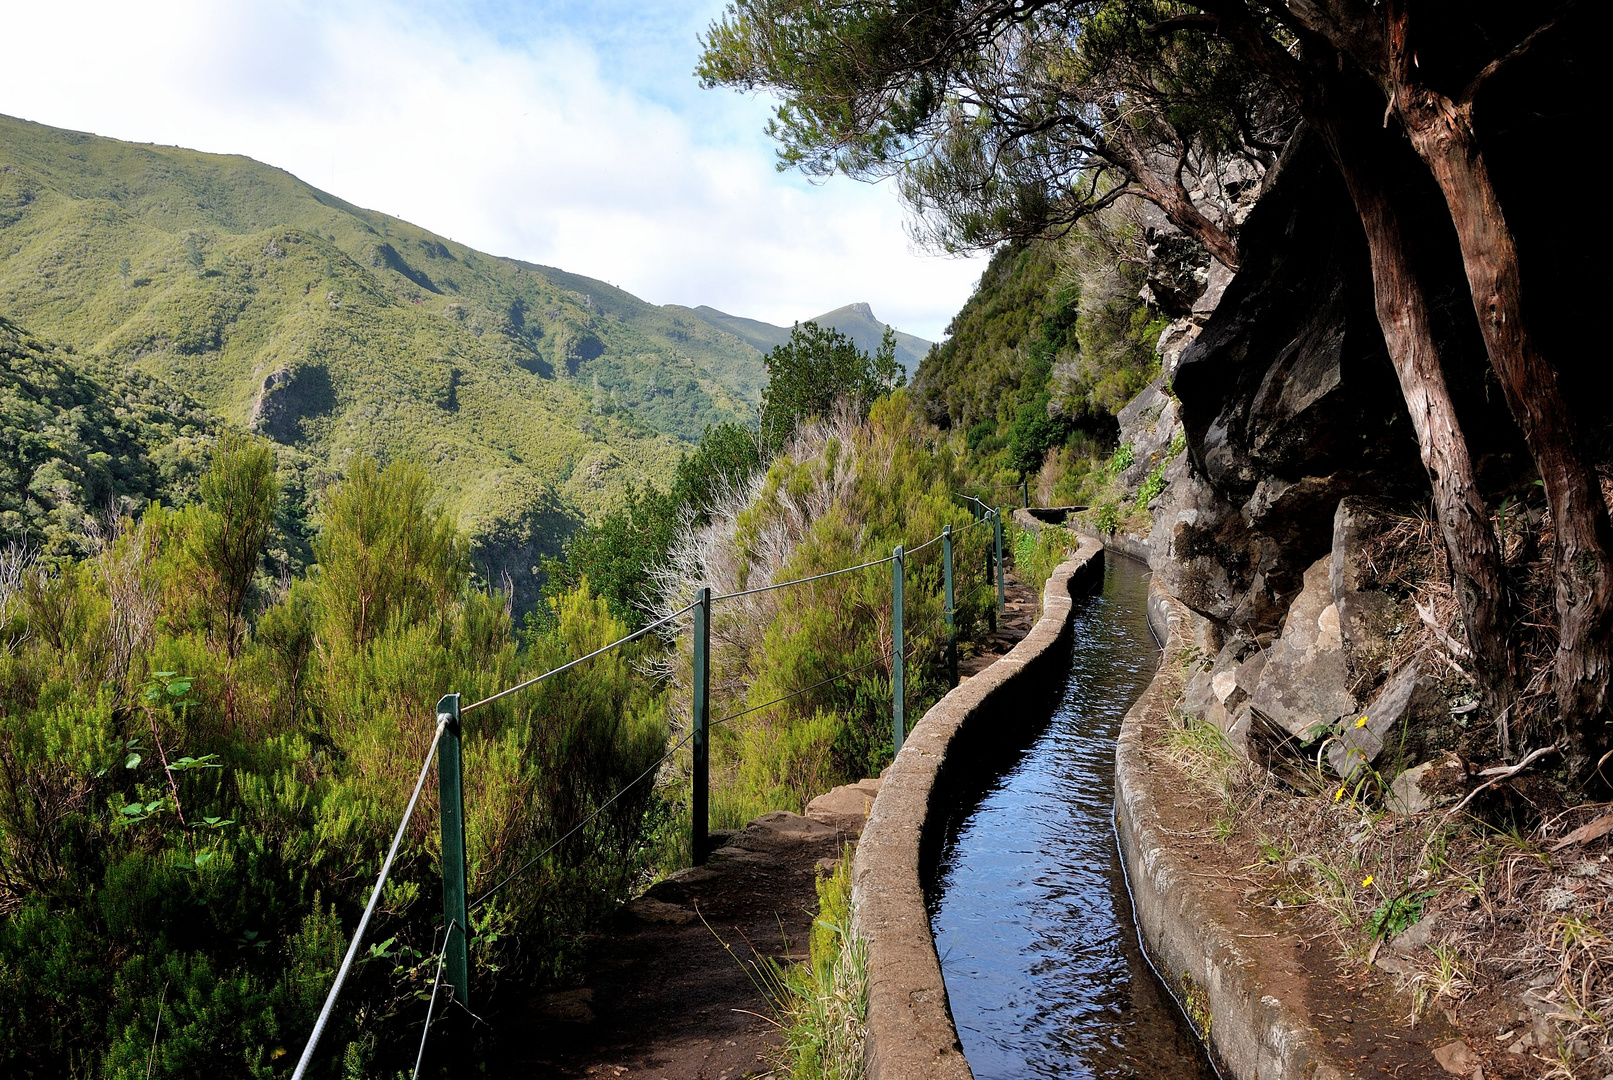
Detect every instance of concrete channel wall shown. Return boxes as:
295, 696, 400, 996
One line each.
1116, 579, 1347, 1080
854, 527, 1347, 1080
852, 536, 1105, 1080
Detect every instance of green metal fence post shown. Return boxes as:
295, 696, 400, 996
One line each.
994, 510, 1006, 612
892, 545, 905, 755
942, 524, 956, 688
984, 512, 997, 633
435, 693, 470, 1009
1022, 478, 1029, 508
692, 587, 711, 866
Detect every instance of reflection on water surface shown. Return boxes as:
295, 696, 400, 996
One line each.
929, 556, 1217, 1080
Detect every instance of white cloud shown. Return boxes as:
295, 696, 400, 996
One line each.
0, 0, 986, 340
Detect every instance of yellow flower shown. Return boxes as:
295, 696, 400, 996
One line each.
1334, 787, 1345, 802
1361, 875, 1374, 888
1355, 715, 1369, 729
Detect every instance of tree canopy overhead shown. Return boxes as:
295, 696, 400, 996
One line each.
704, 0, 1613, 780
698, 0, 1293, 265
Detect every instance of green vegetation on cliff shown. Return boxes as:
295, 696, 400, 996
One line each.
1, 312, 215, 557
913, 227, 1164, 501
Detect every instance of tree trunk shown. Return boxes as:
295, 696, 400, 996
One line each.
1324, 141, 1517, 704
1391, 73, 1613, 776
1198, 4, 1517, 705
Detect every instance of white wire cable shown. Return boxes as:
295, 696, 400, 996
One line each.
461, 602, 697, 715
291, 715, 450, 1080
410, 922, 455, 1080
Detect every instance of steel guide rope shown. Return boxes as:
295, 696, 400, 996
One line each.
410, 921, 456, 1080
292, 716, 451, 1080
297, 509, 994, 1067
461, 601, 698, 716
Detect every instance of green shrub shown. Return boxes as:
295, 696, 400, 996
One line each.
774, 850, 866, 1080
663, 393, 995, 829
0, 448, 669, 1077
1012, 526, 1075, 598
759, 322, 902, 455
1135, 464, 1167, 509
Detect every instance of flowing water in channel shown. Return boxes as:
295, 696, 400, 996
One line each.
928, 555, 1218, 1080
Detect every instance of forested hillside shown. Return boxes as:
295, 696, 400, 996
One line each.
0, 114, 952, 602
0, 114, 763, 442
0, 115, 752, 598
1, 313, 216, 557
912, 217, 1167, 503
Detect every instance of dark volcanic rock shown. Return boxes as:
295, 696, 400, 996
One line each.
1248, 556, 1357, 740
1142, 227, 1213, 316
1149, 452, 1295, 633
1159, 126, 1528, 638
1330, 497, 1401, 680
1173, 130, 1425, 577
1115, 378, 1181, 491
1328, 657, 1446, 781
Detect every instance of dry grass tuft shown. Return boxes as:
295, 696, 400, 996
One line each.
1160, 498, 1613, 1072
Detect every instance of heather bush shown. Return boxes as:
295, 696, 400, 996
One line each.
653, 393, 997, 828
0, 448, 670, 1078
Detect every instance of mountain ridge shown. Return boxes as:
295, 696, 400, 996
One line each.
673, 300, 932, 374
0, 112, 936, 601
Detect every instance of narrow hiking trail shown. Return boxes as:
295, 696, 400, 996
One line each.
500, 576, 1040, 1079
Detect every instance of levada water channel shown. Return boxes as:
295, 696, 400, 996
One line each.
927, 553, 1219, 1079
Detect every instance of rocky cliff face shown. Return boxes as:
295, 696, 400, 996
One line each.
1127, 125, 1598, 782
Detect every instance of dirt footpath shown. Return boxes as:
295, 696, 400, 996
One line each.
499, 578, 1039, 1079
499, 811, 846, 1079
961, 577, 1038, 678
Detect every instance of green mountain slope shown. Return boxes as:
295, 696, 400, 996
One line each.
0, 113, 940, 599
806, 302, 931, 372
0, 113, 777, 596
673, 301, 933, 373
679, 304, 794, 355
0, 114, 763, 441
1, 312, 216, 557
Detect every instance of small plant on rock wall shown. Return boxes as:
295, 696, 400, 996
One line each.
1108, 442, 1135, 475
1093, 501, 1123, 534
1134, 464, 1167, 510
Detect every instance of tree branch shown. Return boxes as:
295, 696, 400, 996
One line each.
1143, 13, 1221, 36
1458, 5, 1575, 105
1445, 745, 1560, 818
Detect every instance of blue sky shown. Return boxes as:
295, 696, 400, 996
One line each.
0, 0, 988, 340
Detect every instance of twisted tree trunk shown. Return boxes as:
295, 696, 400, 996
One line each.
1383, 15, 1613, 776
1200, 3, 1518, 706
1322, 133, 1517, 703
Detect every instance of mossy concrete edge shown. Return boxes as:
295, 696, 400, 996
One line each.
1117, 576, 1348, 1080
852, 536, 1104, 1080
1062, 514, 1151, 563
